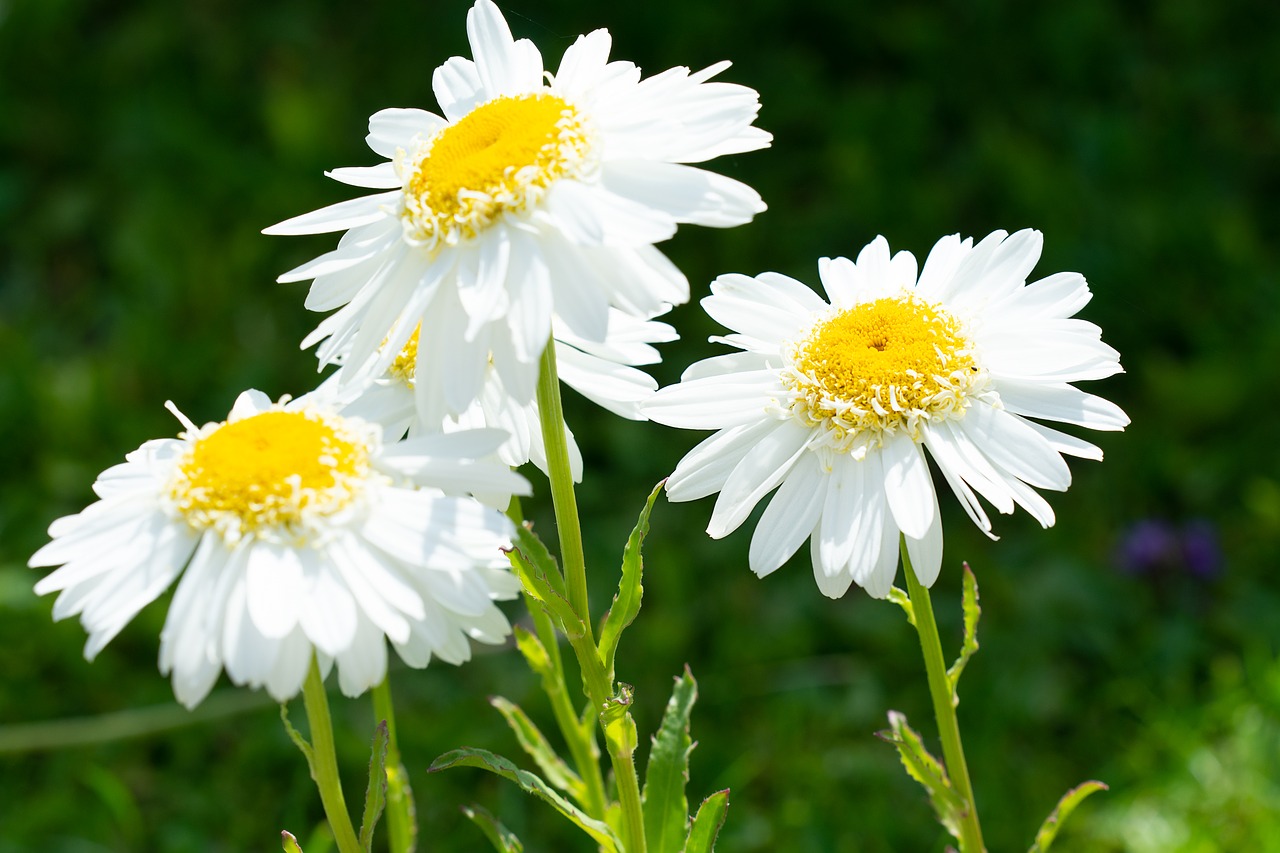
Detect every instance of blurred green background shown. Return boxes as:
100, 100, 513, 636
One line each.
3, 0, 1279, 850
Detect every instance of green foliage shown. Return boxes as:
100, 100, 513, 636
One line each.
684, 791, 730, 853
509, 524, 585, 639
599, 481, 663, 685
878, 711, 966, 845
461, 804, 524, 853
357, 721, 389, 853
1029, 781, 1108, 853
489, 696, 585, 801
282, 830, 305, 853
641, 667, 698, 853
430, 747, 622, 851
946, 564, 982, 707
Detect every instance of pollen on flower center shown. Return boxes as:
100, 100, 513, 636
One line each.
388, 327, 421, 386
169, 410, 371, 539
400, 93, 592, 250
782, 295, 990, 448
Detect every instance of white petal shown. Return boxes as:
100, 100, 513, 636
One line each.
962, 404, 1071, 491
708, 420, 812, 537
325, 163, 402, 189
366, 108, 447, 158
881, 433, 936, 540
749, 452, 825, 577
467, 0, 543, 97
433, 56, 486, 122
810, 534, 855, 599
245, 541, 306, 639
600, 160, 765, 228
262, 191, 397, 236
664, 419, 777, 502
903, 487, 944, 587
645, 371, 780, 429
300, 567, 359, 657
995, 379, 1130, 430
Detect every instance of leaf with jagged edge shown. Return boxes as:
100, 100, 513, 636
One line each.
642, 666, 698, 853
599, 481, 663, 684
683, 790, 730, 853
357, 720, 389, 852
878, 711, 965, 843
490, 696, 585, 802
508, 525, 585, 639
430, 748, 621, 852
281, 830, 304, 853
462, 803, 525, 853
513, 625, 554, 682
946, 564, 981, 707
1028, 780, 1108, 852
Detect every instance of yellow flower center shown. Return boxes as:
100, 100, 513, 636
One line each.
388, 327, 421, 386
169, 409, 371, 541
782, 295, 989, 450
400, 93, 592, 249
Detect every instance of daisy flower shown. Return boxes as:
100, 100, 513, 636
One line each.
29, 389, 530, 708
264, 0, 770, 426
325, 309, 677, 481
644, 230, 1129, 599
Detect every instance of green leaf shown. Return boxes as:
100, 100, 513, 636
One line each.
1028, 780, 1108, 853
461, 803, 525, 853
431, 748, 622, 852
599, 481, 663, 683
280, 703, 316, 779
357, 720, 389, 852
642, 666, 698, 853
887, 586, 916, 626
490, 696, 585, 802
508, 526, 586, 639
683, 790, 730, 853
946, 563, 981, 706
878, 711, 966, 844
281, 830, 305, 853
513, 625, 554, 682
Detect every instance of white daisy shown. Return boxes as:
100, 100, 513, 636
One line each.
264, 0, 770, 426
29, 389, 530, 708
325, 309, 677, 482
644, 230, 1129, 599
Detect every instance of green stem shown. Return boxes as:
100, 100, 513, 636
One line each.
533, 336, 646, 852
534, 337, 594, 645
900, 539, 985, 853
372, 677, 417, 853
609, 739, 647, 853
301, 656, 364, 853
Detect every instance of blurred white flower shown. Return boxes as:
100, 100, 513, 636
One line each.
265, 0, 769, 425
30, 389, 529, 708
646, 230, 1128, 598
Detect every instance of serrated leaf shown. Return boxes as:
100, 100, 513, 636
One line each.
599, 481, 662, 683
887, 587, 916, 626
281, 830, 305, 853
508, 527, 585, 638
879, 711, 966, 843
683, 790, 730, 853
430, 748, 621, 852
1028, 780, 1108, 853
280, 704, 316, 779
490, 696, 585, 801
357, 720, 389, 852
946, 564, 981, 706
462, 803, 525, 853
642, 666, 698, 853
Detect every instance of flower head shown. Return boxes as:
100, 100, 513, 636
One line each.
645, 230, 1129, 598
30, 390, 530, 707
265, 0, 769, 425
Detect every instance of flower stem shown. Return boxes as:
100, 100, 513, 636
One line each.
372, 677, 417, 853
534, 337, 594, 645
534, 335, 646, 852
301, 656, 363, 853
900, 538, 986, 853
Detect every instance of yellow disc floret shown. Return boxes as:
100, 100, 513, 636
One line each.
388, 327, 421, 386
169, 409, 372, 542
782, 295, 990, 452
400, 93, 593, 250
